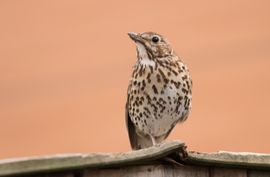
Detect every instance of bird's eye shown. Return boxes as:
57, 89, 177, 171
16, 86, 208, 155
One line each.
152, 36, 159, 43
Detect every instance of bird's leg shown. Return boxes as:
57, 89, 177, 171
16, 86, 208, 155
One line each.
149, 134, 157, 146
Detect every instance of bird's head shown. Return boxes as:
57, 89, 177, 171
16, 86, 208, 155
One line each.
128, 32, 173, 59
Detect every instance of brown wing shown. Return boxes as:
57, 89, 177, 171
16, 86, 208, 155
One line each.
125, 107, 140, 150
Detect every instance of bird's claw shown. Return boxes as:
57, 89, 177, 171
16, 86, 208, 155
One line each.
179, 145, 188, 160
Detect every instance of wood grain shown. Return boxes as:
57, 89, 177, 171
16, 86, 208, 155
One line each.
210, 168, 247, 177
83, 164, 209, 177
248, 170, 270, 177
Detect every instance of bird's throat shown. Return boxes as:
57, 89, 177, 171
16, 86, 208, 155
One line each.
135, 42, 155, 67
136, 42, 149, 59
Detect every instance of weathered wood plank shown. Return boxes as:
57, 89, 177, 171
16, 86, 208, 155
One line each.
210, 167, 247, 177
83, 164, 209, 177
187, 151, 270, 170
0, 140, 269, 176
0, 141, 184, 177
248, 170, 270, 177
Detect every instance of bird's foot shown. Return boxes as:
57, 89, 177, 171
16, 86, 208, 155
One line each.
160, 145, 188, 167
179, 145, 188, 160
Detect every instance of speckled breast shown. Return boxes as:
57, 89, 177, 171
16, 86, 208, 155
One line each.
128, 58, 192, 137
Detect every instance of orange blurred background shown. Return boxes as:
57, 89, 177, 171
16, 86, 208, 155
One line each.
0, 0, 270, 159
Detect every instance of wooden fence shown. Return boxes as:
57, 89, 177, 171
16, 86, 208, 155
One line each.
0, 141, 269, 177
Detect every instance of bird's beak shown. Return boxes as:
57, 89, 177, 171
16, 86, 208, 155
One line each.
128, 32, 144, 43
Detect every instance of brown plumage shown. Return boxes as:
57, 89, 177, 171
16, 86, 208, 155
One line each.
126, 32, 192, 150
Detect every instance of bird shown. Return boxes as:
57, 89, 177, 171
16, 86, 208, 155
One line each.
126, 32, 192, 150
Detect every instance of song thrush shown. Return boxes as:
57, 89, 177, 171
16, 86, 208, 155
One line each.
126, 32, 192, 150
